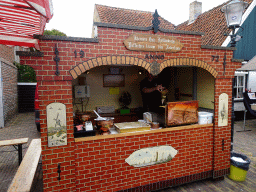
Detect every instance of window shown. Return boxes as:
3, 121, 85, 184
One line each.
234, 72, 248, 100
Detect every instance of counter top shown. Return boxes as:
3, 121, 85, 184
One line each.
74, 123, 213, 142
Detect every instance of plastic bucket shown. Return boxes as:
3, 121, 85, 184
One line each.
229, 165, 248, 181
198, 112, 213, 124
251, 104, 256, 110
228, 152, 251, 181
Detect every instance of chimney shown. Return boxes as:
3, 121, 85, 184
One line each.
189, 1, 202, 24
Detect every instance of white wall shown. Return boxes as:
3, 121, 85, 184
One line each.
73, 66, 146, 112
248, 71, 256, 92
197, 68, 215, 109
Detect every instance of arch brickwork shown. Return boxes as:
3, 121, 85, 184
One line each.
160, 58, 218, 78
69, 56, 152, 79
69, 56, 218, 79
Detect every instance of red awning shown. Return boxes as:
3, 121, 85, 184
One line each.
0, 0, 53, 49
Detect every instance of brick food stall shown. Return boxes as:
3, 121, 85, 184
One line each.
18, 5, 241, 192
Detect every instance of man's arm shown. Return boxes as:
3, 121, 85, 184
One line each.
142, 85, 163, 93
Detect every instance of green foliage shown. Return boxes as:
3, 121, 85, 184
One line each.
14, 62, 37, 82
44, 29, 67, 36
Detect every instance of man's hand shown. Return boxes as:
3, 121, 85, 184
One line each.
156, 85, 164, 92
142, 85, 165, 93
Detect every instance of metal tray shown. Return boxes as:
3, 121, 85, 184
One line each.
114, 122, 151, 133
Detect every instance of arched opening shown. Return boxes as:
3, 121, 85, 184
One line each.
72, 65, 147, 113
158, 66, 215, 110
71, 56, 217, 132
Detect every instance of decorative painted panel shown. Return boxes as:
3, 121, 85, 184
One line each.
125, 145, 178, 167
47, 102, 67, 147
218, 93, 228, 126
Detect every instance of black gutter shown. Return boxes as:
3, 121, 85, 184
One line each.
34, 35, 99, 43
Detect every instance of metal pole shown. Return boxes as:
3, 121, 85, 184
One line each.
18, 144, 22, 165
231, 78, 235, 151
230, 27, 236, 47
237, 108, 251, 132
243, 110, 246, 130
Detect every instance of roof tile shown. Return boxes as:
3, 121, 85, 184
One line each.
95, 4, 175, 30
176, 0, 253, 46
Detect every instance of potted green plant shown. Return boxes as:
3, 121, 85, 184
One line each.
119, 91, 132, 115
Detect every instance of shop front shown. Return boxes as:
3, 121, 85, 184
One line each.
18, 15, 240, 191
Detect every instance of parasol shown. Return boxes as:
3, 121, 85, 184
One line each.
0, 0, 53, 49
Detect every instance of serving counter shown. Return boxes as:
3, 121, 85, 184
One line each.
75, 123, 209, 142
73, 123, 229, 192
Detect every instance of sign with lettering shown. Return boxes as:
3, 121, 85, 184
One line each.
124, 34, 184, 53
145, 54, 164, 60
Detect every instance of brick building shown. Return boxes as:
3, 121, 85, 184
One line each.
0, 44, 18, 127
18, 4, 242, 191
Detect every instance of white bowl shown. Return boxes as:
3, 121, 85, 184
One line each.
198, 112, 213, 125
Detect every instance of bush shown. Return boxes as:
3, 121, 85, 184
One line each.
14, 62, 37, 82
44, 29, 67, 36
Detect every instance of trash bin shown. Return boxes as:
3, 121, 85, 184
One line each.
228, 152, 251, 181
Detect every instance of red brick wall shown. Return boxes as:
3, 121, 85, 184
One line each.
38, 80, 76, 191
213, 78, 233, 175
75, 126, 214, 191
19, 26, 239, 191
21, 28, 239, 80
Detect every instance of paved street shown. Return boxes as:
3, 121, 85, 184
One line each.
0, 112, 255, 192
0, 112, 42, 192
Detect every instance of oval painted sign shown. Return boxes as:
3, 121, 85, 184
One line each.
124, 34, 184, 53
125, 145, 178, 167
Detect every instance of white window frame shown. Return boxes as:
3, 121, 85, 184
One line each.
234, 71, 248, 100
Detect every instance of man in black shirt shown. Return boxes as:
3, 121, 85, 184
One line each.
140, 73, 164, 113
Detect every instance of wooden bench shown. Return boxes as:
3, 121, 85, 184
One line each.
0, 138, 28, 165
7, 139, 41, 192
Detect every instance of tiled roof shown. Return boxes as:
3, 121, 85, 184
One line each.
176, 0, 253, 46
95, 4, 175, 30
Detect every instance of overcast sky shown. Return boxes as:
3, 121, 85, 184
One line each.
45, 0, 228, 38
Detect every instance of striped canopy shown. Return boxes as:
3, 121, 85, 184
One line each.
0, 0, 53, 49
